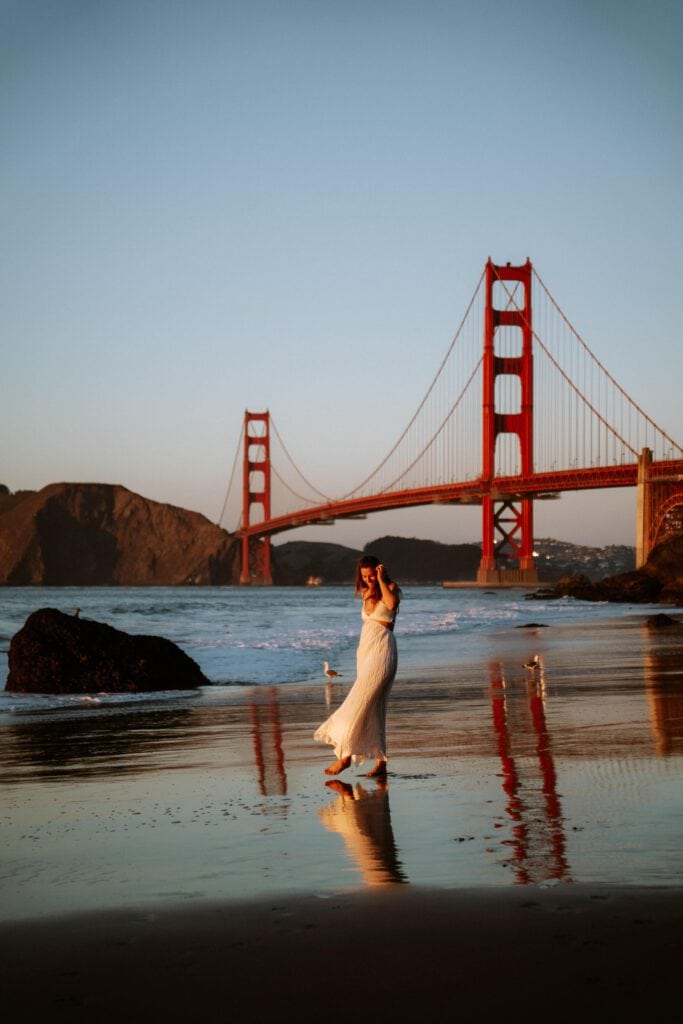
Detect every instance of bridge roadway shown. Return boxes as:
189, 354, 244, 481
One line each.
241, 459, 683, 539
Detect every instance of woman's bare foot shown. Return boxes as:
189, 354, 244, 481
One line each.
365, 759, 387, 778
324, 755, 351, 776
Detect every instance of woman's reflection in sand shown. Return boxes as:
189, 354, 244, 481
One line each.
318, 779, 408, 886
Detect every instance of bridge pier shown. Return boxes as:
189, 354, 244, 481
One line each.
477, 565, 539, 586
240, 535, 272, 586
477, 495, 538, 585
635, 447, 652, 569
635, 447, 683, 568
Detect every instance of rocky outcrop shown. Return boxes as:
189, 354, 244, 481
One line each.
527, 533, 683, 605
0, 483, 237, 585
6, 608, 208, 694
645, 613, 683, 628
644, 534, 683, 604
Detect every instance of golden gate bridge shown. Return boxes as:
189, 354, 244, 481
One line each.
219, 259, 683, 585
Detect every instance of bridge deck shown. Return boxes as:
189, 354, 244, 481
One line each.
240, 460, 683, 538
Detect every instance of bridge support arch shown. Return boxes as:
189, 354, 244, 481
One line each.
636, 447, 683, 567
478, 259, 538, 585
240, 410, 272, 585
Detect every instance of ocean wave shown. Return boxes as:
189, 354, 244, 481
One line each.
0, 689, 201, 717
191, 626, 357, 652
0, 587, 671, 695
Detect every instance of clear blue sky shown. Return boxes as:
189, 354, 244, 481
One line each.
2, 0, 681, 549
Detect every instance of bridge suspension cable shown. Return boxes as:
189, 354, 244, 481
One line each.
337, 268, 487, 499
269, 417, 332, 503
533, 268, 681, 459
379, 354, 484, 493
220, 260, 682, 537
217, 417, 244, 529
341, 268, 486, 498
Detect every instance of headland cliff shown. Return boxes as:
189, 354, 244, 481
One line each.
0, 483, 236, 585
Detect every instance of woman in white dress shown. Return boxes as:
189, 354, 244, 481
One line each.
314, 555, 400, 778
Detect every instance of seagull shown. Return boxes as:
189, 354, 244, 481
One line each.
323, 661, 342, 680
523, 655, 540, 670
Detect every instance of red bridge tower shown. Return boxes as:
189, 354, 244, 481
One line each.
478, 259, 538, 585
240, 410, 272, 585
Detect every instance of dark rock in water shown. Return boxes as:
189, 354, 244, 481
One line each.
6, 608, 208, 694
599, 570, 662, 603
645, 613, 682, 628
527, 572, 602, 602
515, 623, 549, 628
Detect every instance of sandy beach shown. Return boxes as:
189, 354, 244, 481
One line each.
2, 610, 682, 1018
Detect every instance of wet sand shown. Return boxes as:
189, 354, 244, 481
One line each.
2, 612, 682, 1018
4, 885, 682, 1020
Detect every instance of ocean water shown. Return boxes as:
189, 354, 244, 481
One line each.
0, 584, 676, 705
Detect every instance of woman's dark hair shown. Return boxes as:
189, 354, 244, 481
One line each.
354, 554, 393, 598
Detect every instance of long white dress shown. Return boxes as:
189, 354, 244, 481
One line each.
314, 600, 398, 764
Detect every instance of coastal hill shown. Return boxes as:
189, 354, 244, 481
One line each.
0, 483, 236, 585
272, 535, 635, 585
272, 535, 482, 585
272, 541, 361, 585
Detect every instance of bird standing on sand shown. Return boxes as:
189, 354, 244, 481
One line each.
523, 655, 540, 670
323, 661, 342, 680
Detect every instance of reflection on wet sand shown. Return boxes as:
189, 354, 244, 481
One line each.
319, 780, 408, 886
642, 624, 683, 756
489, 660, 570, 885
248, 688, 287, 796
324, 681, 343, 709
0, 706, 201, 782
0, 691, 294, 788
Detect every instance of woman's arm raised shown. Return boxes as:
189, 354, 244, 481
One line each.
376, 564, 399, 610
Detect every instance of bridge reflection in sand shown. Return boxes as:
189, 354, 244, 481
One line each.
489, 660, 571, 885
248, 688, 287, 797
642, 623, 683, 757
